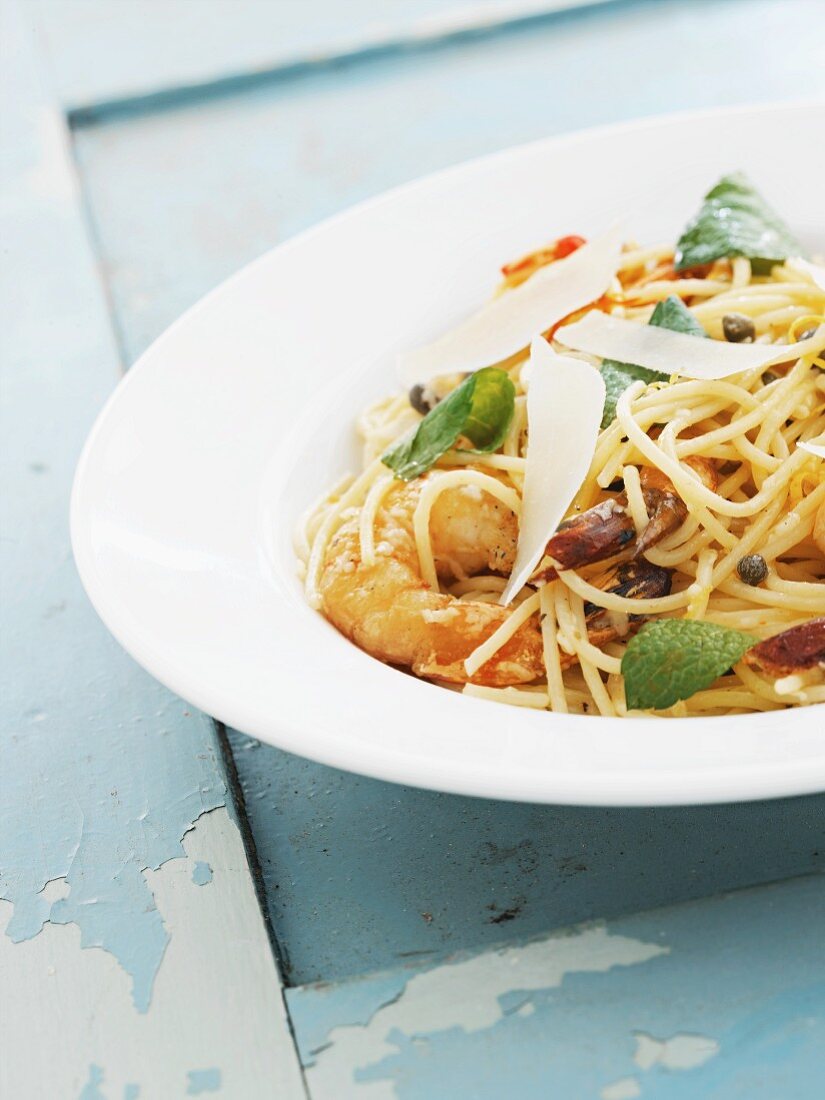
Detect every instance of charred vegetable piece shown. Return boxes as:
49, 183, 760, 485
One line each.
557, 559, 674, 669
542, 499, 635, 574
722, 313, 756, 343
635, 457, 718, 556
585, 560, 673, 615
744, 619, 825, 677
737, 554, 768, 586
532, 458, 717, 583
635, 487, 687, 556
582, 560, 673, 650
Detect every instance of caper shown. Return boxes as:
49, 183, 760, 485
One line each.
408, 383, 435, 416
409, 372, 470, 415
761, 371, 779, 385
737, 554, 768, 586
722, 313, 756, 343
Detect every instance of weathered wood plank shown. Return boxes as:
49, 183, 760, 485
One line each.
286, 875, 825, 1099
1, 809, 304, 1098
0, 4, 304, 1095
221, 746, 825, 985
71, 0, 825, 362
33, 0, 611, 114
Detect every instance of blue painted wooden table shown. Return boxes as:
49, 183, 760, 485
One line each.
3, 1, 825, 1097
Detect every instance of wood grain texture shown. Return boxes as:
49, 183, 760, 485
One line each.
286, 875, 825, 1099
224, 744, 825, 984
34, 0, 612, 113
0, 3, 304, 1094
1, 809, 306, 1098
71, 0, 825, 362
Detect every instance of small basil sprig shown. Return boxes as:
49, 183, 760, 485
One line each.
622, 619, 757, 711
382, 367, 515, 481
600, 295, 706, 428
675, 172, 804, 273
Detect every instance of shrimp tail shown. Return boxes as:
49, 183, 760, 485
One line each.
412, 599, 544, 686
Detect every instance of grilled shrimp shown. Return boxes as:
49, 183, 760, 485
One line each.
319, 473, 671, 685
319, 475, 539, 685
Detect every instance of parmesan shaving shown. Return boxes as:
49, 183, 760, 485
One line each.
399, 226, 622, 385
787, 257, 825, 293
501, 338, 604, 604
555, 310, 822, 380
798, 439, 825, 460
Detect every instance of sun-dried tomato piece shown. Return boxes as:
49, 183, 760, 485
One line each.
744, 619, 825, 677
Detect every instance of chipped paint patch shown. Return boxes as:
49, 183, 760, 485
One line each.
600, 1076, 640, 1100
186, 1068, 222, 1094
192, 861, 213, 886
77, 1064, 106, 1100
1, 710, 226, 1012
287, 971, 410, 1067
633, 1031, 720, 1072
304, 923, 666, 1095
1, 808, 303, 1098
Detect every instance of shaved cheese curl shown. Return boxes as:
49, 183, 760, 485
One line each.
799, 440, 825, 460
399, 226, 622, 384
556, 310, 824, 380
502, 338, 604, 604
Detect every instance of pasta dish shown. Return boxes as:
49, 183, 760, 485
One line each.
296, 174, 825, 717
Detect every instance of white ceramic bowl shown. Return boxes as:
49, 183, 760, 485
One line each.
72, 102, 825, 806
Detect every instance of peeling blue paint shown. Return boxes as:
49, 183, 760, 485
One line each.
186, 1068, 222, 1094
0, 0, 233, 1022
78, 1064, 106, 1100
0, 709, 226, 1012
295, 877, 825, 1099
192, 861, 213, 886
123, 1086, 140, 1100
498, 989, 537, 1017
286, 970, 410, 1066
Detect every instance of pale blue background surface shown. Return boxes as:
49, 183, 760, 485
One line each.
4, 0, 825, 1095
70, 0, 825, 982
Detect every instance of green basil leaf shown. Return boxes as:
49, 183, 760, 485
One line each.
647, 294, 707, 338
599, 295, 705, 428
675, 172, 804, 273
460, 366, 517, 452
622, 619, 757, 711
382, 367, 515, 481
600, 361, 664, 430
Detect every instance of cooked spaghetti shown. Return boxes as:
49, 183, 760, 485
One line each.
296, 176, 825, 717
